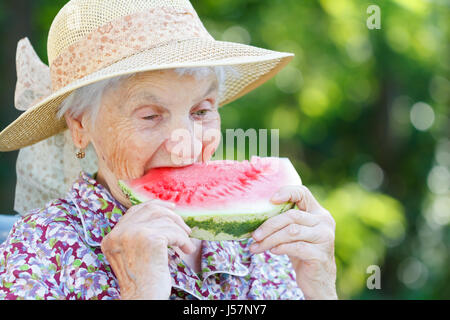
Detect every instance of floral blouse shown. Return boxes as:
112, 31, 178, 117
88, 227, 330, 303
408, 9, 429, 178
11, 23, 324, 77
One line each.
0, 171, 304, 300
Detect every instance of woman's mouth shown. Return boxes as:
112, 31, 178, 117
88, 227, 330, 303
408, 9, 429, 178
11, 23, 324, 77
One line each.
143, 158, 199, 175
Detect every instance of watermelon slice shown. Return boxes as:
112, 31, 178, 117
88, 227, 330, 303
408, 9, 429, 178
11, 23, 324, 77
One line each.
118, 156, 302, 241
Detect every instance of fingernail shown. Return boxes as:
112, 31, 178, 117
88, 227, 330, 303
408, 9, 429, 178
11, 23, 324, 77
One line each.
152, 199, 176, 208
271, 192, 281, 200
271, 192, 286, 203
253, 229, 262, 241
161, 201, 176, 209
165, 201, 176, 208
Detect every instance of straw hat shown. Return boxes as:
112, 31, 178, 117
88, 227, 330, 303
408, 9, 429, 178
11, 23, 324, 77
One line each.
0, 0, 294, 152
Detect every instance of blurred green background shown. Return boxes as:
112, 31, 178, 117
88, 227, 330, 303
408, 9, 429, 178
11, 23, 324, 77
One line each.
0, 0, 448, 299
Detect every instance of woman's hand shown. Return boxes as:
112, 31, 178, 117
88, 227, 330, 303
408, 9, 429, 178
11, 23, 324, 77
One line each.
250, 185, 337, 300
100, 200, 195, 300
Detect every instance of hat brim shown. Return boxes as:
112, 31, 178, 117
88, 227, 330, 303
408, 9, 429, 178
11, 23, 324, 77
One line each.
0, 38, 294, 152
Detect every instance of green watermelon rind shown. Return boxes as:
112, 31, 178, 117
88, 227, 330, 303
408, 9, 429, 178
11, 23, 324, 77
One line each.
118, 180, 143, 206
119, 176, 297, 241
184, 202, 296, 240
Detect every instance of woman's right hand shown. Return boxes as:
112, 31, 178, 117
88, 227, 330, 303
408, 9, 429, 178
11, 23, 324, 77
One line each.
100, 200, 195, 300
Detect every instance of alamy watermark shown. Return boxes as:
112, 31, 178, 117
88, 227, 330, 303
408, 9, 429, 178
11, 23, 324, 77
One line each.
366, 265, 381, 289
168, 121, 280, 168
367, 4, 381, 30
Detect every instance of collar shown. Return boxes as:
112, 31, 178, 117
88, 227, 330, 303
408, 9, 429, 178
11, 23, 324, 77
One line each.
67, 171, 125, 247
68, 171, 250, 298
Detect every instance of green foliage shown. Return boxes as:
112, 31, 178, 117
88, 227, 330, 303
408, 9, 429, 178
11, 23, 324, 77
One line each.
315, 183, 405, 298
210, 0, 449, 299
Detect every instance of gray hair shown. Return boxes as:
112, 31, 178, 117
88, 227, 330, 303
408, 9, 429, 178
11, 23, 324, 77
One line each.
57, 66, 239, 128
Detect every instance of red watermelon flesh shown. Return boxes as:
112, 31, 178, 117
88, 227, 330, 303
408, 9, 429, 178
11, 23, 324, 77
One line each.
118, 156, 302, 240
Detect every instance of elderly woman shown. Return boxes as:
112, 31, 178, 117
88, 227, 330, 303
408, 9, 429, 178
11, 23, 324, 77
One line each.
0, 0, 337, 300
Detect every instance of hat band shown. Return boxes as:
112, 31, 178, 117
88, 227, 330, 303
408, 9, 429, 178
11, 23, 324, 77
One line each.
49, 6, 214, 92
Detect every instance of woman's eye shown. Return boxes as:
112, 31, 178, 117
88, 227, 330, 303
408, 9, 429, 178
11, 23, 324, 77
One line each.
142, 115, 159, 121
193, 109, 210, 116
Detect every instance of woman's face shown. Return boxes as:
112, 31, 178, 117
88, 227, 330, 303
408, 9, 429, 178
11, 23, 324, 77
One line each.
68, 69, 221, 207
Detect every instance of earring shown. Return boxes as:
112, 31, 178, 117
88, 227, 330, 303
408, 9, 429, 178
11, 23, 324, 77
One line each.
76, 148, 85, 159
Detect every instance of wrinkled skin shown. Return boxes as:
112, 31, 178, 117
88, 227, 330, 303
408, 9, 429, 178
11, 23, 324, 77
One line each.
65, 69, 337, 299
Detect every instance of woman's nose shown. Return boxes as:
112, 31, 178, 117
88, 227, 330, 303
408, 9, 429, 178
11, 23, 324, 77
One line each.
164, 121, 203, 165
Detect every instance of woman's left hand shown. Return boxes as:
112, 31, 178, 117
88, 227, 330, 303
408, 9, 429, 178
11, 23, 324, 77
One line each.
250, 185, 338, 300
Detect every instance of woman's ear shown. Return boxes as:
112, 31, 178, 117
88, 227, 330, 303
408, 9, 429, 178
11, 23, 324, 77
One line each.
64, 113, 91, 149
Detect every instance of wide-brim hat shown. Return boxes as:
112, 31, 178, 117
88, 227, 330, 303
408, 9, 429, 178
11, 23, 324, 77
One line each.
0, 0, 294, 152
